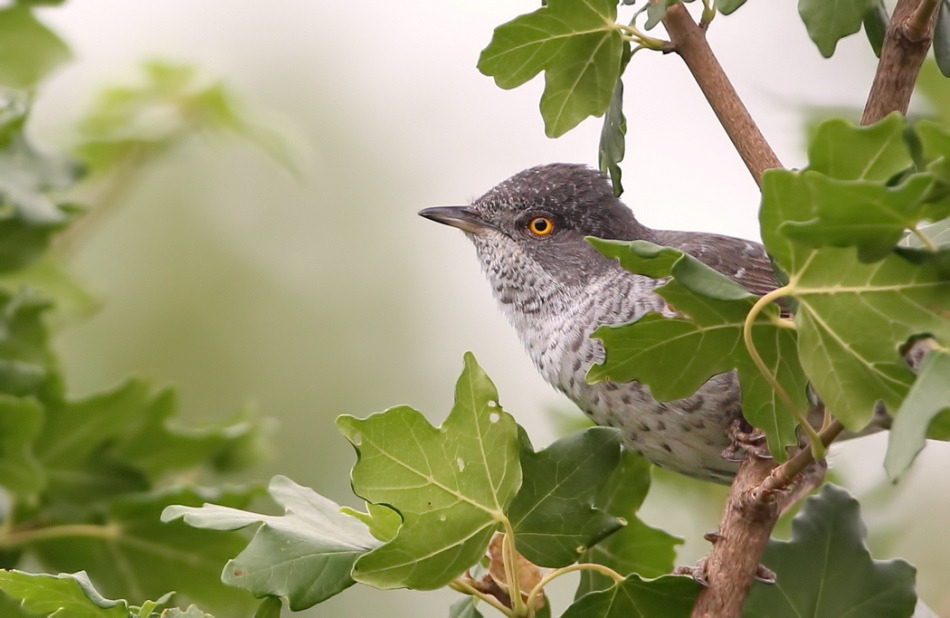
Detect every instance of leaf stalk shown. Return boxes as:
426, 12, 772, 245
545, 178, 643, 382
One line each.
0, 522, 121, 549
741, 287, 824, 455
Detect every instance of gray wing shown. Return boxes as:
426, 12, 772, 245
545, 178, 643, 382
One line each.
653, 230, 781, 298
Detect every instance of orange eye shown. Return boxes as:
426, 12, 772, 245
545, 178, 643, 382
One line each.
527, 216, 554, 236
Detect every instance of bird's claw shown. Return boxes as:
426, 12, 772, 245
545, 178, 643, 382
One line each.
673, 558, 709, 586
722, 418, 772, 462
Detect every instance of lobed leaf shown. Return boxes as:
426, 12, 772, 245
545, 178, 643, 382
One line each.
806, 113, 909, 183
780, 172, 950, 262
478, 0, 623, 137
588, 240, 805, 460
508, 427, 624, 568
30, 485, 261, 616
336, 352, 521, 590
744, 485, 917, 618
798, 0, 876, 58
0, 570, 129, 618
760, 116, 950, 430
164, 475, 379, 611
576, 451, 681, 598
563, 574, 699, 618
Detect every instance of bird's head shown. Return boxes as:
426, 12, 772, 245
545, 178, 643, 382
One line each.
419, 164, 654, 297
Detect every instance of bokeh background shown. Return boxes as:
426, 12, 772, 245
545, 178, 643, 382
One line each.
24, 0, 950, 615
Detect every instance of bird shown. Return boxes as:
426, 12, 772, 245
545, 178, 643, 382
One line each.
419, 163, 787, 484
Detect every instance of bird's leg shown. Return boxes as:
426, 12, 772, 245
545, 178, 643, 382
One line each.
721, 417, 771, 462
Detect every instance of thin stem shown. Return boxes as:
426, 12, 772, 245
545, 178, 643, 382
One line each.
741, 287, 823, 453
655, 1, 781, 185
53, 145, 151, 257
700, 0, 716, 28
524, 562, 624, 612
760, 419, 845, 493
0, 523, 120, 549
500, 523, 526, 616
910, 225, 938, 251
616, 23, 668, 50
909, 0, 941, 33
450, 579, 516, 618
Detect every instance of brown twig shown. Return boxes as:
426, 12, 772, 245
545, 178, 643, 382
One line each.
862, 0, 940, 124
687, 453, 779, 618
658, 2, 781, 186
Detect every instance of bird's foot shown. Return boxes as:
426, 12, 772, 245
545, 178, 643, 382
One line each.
721, 418, 771, 462
673, 557, 709, 586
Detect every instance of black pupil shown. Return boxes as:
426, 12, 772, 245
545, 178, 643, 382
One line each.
533, 218, 549, 233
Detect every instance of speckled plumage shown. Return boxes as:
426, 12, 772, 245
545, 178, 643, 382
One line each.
421, 163, 783, 483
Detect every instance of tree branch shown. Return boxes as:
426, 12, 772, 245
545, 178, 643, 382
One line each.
862, 0, 940, 124
687, 454, 778, 618
658, 3, 781, 186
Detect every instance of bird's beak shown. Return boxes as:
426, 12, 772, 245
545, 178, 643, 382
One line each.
418, 206, 496, 234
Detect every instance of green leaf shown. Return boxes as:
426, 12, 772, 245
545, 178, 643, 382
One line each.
339, 502, 402, 543
0, 89, 82, 274
563, 574, 699, 618
587, 238, 683, 279
30, 486, 261, 617
37, 379, 265, 508
744, 484, 917, 618
934, 0, 950, 77
0, 395, 43, 495
807, 113, 910, 182
74, 61, 297, 177
477, 0, 623, 137
798, 0, 875, 58
588, 239, 806, 460
577, 451, 681, 598
717, 0, 749, 16
0, 6, 71, 89
792, 247, 949, 429
763, 167, 950, 428
163, 475, 379, 611
760, 115, 950, 430
780, 172, 950, 262
508, 427, 624, 568
336, 352, 521, 590
252, 596, 282, 618
598, 43, 630, 197
448, 597, 484, 618
863, 0, 888, 57
0, 570, 129, 617
0, 287, 56, 399
884, 350, 950, 479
